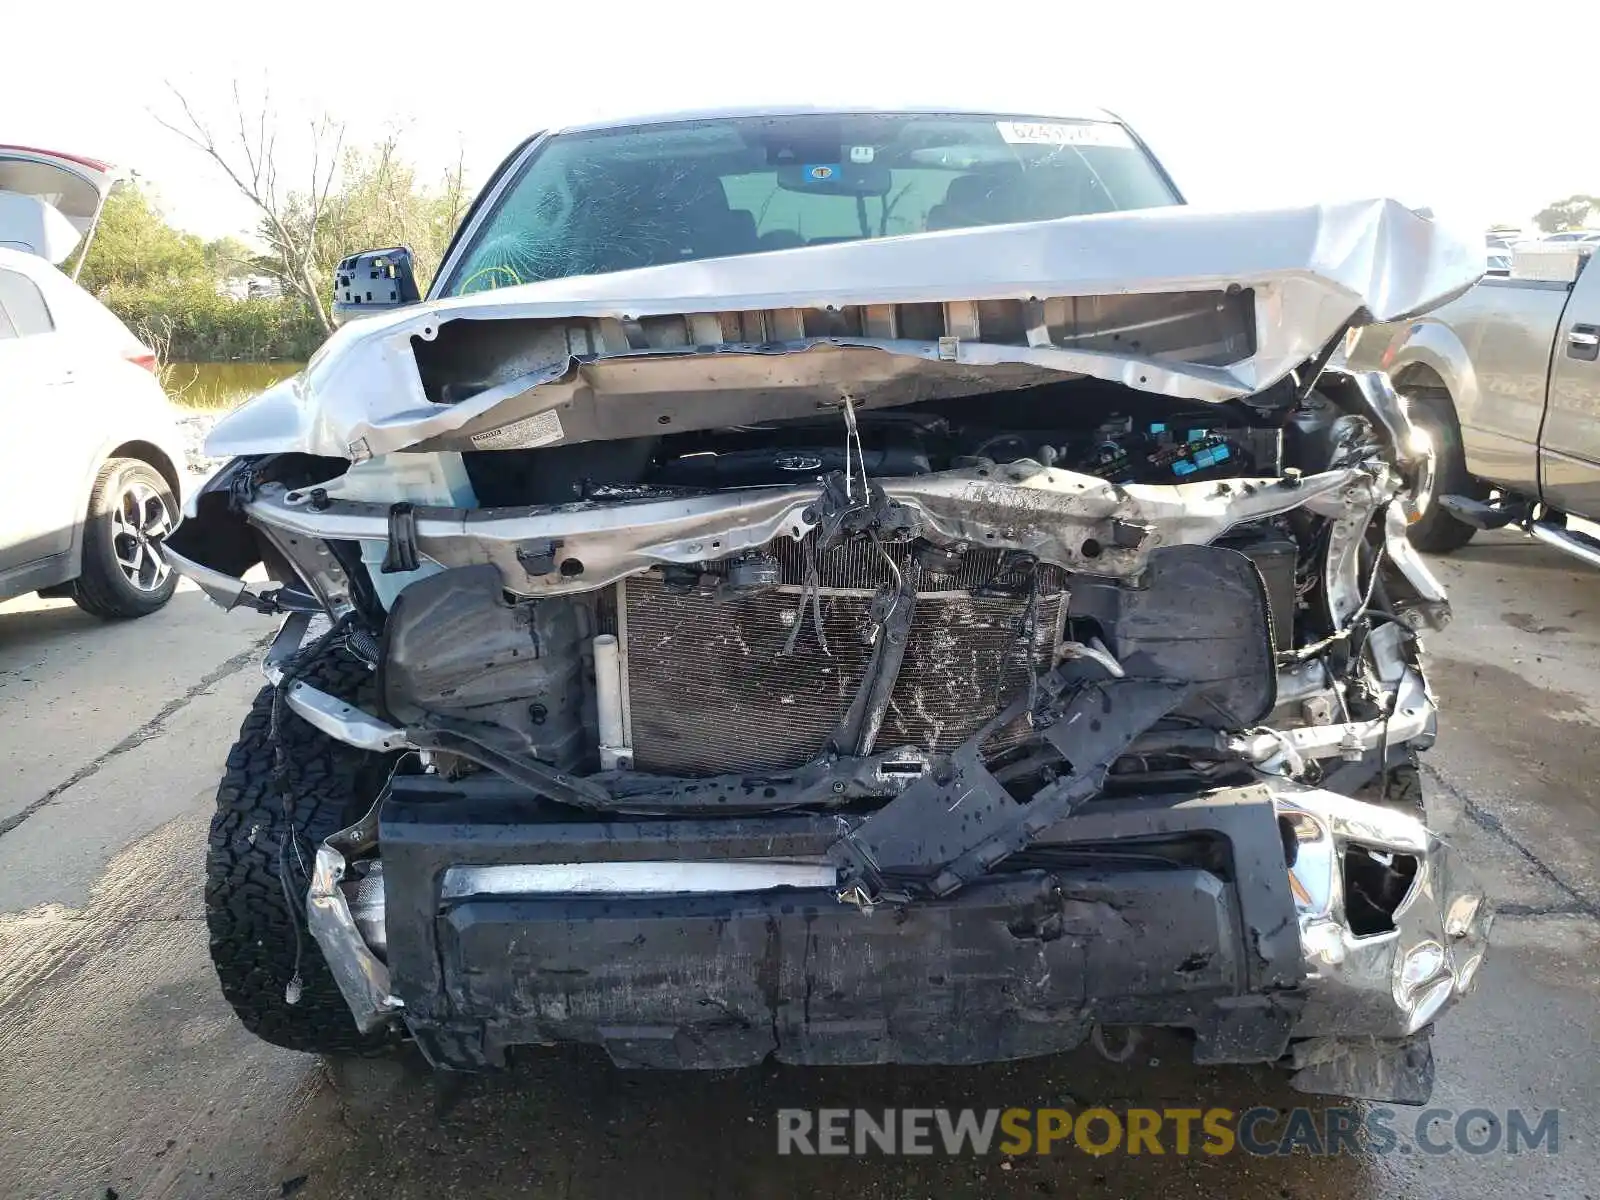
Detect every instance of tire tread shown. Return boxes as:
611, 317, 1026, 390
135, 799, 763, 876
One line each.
205, 651, 397, 1055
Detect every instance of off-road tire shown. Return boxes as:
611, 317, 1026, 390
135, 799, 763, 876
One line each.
71, 457, 179, 618
1404, 388, 1482, 555
206, 649, 400, 1055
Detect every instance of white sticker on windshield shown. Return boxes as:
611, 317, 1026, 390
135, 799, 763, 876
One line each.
470, 408, 566, 451
996, 121, 1134, 148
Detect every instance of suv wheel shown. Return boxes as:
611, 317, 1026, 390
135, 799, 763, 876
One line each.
71, 458, 179, 618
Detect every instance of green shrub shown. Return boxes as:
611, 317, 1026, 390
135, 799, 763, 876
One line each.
102, 282, 326, 362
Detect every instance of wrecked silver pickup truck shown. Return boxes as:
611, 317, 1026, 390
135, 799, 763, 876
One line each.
166, 107, 1491, 1103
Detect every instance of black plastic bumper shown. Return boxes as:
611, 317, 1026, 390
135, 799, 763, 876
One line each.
379, 777, 1307, 1072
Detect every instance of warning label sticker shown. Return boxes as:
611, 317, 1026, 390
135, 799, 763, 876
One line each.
469, 408, 566, 451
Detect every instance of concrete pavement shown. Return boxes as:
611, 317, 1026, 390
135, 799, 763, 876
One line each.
0, 537, 1595, 1199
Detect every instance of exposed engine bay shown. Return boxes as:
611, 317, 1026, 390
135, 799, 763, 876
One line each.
174, 367, 1464, 891
166, 197, 1491, 1101
177, 371, 1445, 803
386, 385, 1299, 784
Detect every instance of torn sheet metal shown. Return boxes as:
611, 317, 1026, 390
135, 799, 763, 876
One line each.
1280, 786, 1492, 1041
305, 794, 403, 1037
241, 461, 1373, 595
204, 199, 1482, 461
307, 842, 400, 1035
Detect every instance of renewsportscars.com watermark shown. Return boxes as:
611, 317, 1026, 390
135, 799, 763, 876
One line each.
776, 1107, 1560, 1158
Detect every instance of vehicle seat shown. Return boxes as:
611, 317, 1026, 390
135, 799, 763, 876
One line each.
926, 173, 1019, 231
570, 172, 757, 272
675, 186, 759, 261
758, 228, 806, 251
718, 209, 759, 257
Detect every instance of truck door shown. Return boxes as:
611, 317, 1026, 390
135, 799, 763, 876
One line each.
1539, 257, 1600, 515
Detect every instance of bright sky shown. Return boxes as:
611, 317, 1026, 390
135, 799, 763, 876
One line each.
5, 2, 1589, 241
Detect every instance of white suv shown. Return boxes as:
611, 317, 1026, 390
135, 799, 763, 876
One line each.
0, 147, 187, 618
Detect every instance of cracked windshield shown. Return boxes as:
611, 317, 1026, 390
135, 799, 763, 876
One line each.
446, 114, 1180, 292
0, 4, 1594, 1200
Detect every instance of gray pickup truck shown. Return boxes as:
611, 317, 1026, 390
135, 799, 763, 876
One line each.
1347, 243, 1600, 559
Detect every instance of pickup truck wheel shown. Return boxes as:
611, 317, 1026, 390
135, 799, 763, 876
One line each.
206, 648, 401, 1056
1404, 388, 1482, 554
71, 458, 180, 619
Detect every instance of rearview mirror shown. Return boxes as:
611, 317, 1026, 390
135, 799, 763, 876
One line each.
774, 161, 891, 198
332, 246, 421, 327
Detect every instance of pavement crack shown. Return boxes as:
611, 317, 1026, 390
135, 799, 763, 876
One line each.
1492, 902, 1592, 917
0, 634, 273, 842
1421, 760, 1599, 921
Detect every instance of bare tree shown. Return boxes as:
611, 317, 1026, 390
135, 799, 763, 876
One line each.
154, 82, 345, 333
441, 146, 470, 242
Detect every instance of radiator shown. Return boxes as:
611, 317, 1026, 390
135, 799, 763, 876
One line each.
621, 538, 1066, 776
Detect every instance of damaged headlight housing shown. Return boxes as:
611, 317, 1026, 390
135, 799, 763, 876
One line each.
1279, 788, 1492, 1039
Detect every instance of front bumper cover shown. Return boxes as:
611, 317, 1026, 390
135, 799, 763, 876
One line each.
308, 772, 1490, 1100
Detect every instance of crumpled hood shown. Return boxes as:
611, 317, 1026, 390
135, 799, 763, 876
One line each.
207, 198, 1481, 461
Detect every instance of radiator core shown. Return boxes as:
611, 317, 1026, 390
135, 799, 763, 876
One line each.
621, 539, 1066, 776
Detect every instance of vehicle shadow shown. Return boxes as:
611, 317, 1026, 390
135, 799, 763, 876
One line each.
1442, 538, 1588, 574
0, 590, 116, 642
0, 585, 263, 708
283, 1039, 1385, 1200
1422, 533, 1600, 647
0, 584, 269, 824
0, 580, 218, 649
